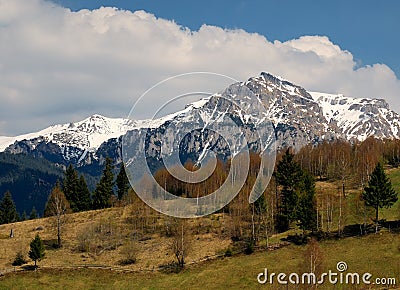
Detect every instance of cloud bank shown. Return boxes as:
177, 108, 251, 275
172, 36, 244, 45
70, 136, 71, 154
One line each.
1, 0, 400, 135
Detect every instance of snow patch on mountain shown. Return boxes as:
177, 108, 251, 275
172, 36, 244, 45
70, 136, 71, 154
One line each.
0, 99, 214, 155
0, 114, 136, 152
310, 91, 400, 140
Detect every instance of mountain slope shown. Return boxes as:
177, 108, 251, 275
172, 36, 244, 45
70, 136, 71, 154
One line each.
0, 152, 64, 215
1, 72, 400, 169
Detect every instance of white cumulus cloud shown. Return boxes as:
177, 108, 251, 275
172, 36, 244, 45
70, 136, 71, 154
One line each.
0, 0, 400, 135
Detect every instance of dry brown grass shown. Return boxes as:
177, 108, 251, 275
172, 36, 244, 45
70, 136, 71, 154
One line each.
0, 206, 231, 272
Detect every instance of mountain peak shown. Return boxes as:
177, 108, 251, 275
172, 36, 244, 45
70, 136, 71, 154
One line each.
260, 71, 291, 84
2, 72, 400, 165
0, 114, 134, 154
88, 114, 107, 119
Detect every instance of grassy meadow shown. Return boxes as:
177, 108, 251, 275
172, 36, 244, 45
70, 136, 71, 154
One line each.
1, 232, 400, 289
1, 168, 400, 289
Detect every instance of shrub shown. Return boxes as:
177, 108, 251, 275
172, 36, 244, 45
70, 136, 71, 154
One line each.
119, 240, 137, 265
12, 251, 27, 266
244, 239, 254, 255
158, 262, 183, 274
77, 229, 94, 253
224, 248, 233, 257
76, 218, 122, 255
285, 234, 308, 245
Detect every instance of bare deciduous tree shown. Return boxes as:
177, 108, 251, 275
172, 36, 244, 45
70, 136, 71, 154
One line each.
299, 238, 324, 289
168, 218, 192, 268
44, 182, 71, 247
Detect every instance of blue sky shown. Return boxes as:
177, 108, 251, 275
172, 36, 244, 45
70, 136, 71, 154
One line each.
53, 0, 400, 77
1, 0, 400, 135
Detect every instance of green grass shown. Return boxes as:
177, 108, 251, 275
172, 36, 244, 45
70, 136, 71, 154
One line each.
388, 168, 400, 191
322, 168, 400, 228
3, 169, 400, 289
2, 232, 400, 289
381, 168, 400, 221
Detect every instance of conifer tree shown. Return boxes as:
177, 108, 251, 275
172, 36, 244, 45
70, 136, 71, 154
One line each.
274, 149, 303, 232
63, 164, 80, 212
29, 207, 38, 220
116, 163, 130, 200
77, 175, 91, 211
362, 162, 398, 233
296, 171, 318, 233
252, 180, 266, 213
29, 234, 45, 269
92, 157, 114, 209
0, 191, 19, 224
21, 211, 27, 221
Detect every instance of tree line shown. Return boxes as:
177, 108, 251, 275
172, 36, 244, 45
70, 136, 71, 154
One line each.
0, 157, 130, 226
295, 137, 400, 191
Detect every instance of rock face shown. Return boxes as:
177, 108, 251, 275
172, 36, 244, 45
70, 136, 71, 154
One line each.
244, 72, 342, 150
2, 71, 400, 172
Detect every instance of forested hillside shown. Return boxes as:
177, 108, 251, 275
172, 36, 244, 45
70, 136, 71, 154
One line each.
0, 152, 64, 215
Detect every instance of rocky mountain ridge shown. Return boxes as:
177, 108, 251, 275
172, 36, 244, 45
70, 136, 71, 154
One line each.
1, 72, 399, 169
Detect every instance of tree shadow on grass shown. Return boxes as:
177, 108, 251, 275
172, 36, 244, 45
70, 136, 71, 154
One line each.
380, 220, 400, 233
21, 265, 37, 271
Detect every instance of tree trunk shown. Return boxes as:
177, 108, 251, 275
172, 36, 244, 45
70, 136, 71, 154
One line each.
57, 216, 62, 247
180, 223, 184, 267
265, 221, 269, 250
338, 192, 342, 236
251, 204, 255, 243
375, 206, 379, 233
342, 180, 345, 198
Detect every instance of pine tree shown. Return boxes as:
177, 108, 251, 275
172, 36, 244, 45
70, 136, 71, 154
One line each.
77, 175, 91, 211
92, 157, 114, 209
29, 207, 38, 220
28, 234, 45, 269
63, 164, 80, 212
0, 191, 19, 224
116, 163, 130, 200
296, 171, 318, 233
21, 211, 27, 221
362, 162, 398, 233
253, 180, 267, 215
274, 149, 303, 232
12, 251, 27, 266
44, 181, 71, 247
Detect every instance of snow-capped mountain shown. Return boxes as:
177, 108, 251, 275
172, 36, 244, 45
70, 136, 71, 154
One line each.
0, 114, 136, 164
0, 114, 135, 152
2, 72, 400, 169
309, 91, 400, 140
243, 73, 341, 149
